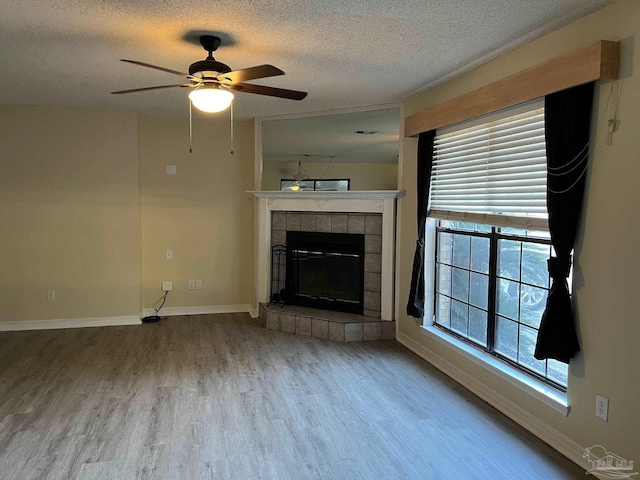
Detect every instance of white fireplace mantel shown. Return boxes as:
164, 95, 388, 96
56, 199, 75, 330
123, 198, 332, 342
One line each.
251, 191, 404, 200
250, 190, 404, 320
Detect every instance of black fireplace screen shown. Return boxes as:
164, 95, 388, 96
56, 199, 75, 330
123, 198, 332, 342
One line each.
286, 231, 364, 314
269, 245, 286, 305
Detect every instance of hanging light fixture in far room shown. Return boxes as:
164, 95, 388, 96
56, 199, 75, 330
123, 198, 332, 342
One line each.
290, 161, 308, 191
285, 155, 336, 192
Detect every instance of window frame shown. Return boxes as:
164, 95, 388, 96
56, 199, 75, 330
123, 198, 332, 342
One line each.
421, 100, 572, 402
432, 221, 566, 391
420, 219, 568, 414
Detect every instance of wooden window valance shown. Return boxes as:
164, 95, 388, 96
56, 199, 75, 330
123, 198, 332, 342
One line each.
405, 40, 619, 137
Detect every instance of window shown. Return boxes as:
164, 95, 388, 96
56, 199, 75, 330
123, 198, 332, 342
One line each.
280, 179, 350, 191
434, 221, 568, 388
428, 100, 569, 390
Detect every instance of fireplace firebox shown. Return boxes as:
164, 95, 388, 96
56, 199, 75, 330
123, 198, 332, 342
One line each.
286, 231, 365, 314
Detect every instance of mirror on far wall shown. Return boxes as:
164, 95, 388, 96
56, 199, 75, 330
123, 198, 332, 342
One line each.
259, 106, 400, 191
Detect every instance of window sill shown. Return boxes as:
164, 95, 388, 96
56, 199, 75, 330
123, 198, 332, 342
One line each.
420, 324, 569, 416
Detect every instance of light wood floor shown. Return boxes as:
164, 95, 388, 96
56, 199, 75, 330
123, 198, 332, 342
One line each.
0, 314, 584, 479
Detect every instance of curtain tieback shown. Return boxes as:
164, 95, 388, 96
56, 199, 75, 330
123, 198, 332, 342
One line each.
547, 255, 572, 279
416, 239, 425, 248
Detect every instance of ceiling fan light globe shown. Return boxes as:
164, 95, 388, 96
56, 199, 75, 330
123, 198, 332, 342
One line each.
188, 87, 234, 113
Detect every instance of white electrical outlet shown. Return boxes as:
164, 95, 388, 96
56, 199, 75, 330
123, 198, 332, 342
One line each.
162, 281, 173, 292
46, 289, 55, 300
166, 249, 173, 260
188, 280, 195, 290
596, 394, 609, 421
195, 280, 203, 290
166, 165, 176, 175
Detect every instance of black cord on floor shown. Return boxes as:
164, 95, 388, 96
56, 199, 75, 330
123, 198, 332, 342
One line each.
142, 290, 169, 323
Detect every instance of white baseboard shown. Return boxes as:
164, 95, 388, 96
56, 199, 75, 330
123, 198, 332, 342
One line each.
0, 306, 255, 332
397, 331, 595, 475
141, 304, 253, 318
249, 306, 259, 318
0, 315, 141, 332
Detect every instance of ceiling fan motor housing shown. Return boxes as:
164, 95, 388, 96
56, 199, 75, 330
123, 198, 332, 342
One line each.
190, 35, 231, 78
189, 60, 232, 77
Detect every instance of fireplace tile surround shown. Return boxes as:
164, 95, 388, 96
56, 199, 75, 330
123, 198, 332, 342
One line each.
272, 211, 382, 318
252, 190, 404, 342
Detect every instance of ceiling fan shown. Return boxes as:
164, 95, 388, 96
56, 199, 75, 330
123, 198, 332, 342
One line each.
285, 161, 314, 191
112, 35, 307, 113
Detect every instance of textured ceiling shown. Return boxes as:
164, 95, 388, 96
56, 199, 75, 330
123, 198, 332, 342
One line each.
1, 0, 611, 120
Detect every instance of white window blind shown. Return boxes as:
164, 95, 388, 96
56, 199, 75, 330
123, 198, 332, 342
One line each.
429, 100, 548, 230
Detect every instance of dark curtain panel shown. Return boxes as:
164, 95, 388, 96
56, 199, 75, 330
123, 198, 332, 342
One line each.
407, 130, 436, 320
535, 82, 595, 363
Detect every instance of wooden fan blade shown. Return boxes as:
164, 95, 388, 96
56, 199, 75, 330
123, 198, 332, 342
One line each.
228, 82, 307, 100
120, 59, 200, 81
111, 84, 195, 94
217, 65, 284, 84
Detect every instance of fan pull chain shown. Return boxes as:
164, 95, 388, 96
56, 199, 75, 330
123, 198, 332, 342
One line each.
188, 101, 193, 154
230, 99, 235, 156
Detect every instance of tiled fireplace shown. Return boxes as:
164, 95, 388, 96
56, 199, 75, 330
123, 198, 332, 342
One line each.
272, 211, 382, 317
251, 191, 403, 341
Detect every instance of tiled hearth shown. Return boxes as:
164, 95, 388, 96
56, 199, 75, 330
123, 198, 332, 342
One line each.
259, 303, 395, 342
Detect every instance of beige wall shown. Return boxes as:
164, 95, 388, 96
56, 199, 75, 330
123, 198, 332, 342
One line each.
263, 160, 398, 191
399, 0, 640, 461
140, 114, 255, 309
0, 105, 141, 320
0, 105, 256, 322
